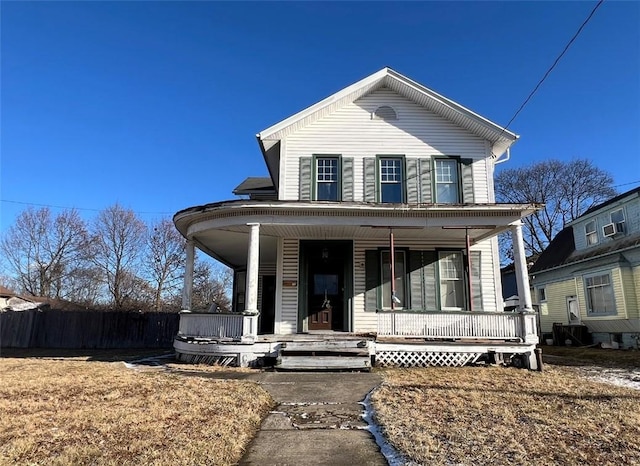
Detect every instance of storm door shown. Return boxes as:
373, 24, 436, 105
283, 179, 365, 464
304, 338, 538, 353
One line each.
300, 241, 352, 332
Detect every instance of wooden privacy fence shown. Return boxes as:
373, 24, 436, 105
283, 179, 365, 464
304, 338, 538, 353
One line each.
0, 309, 179, 349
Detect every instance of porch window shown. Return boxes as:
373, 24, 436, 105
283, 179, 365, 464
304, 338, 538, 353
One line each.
585, 220, 598, 246
315, 157, 339, 201
379, 157, 404, 203
380, 250, 406, 309
434, 159, 460, 203
584, 273, 616, 315
438, 251, 465, 309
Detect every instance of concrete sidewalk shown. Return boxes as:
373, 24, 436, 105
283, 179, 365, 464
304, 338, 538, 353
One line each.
239, 372, 387, 466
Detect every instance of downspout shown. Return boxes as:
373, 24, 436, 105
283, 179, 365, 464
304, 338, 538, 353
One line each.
494, 147, 511, 165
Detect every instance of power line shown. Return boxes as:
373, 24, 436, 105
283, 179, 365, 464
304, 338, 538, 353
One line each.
497, 0, 605, 140
0, 199, 174, 216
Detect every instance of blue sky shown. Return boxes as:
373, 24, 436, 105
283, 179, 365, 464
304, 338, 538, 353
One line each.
2, 1, 639, 231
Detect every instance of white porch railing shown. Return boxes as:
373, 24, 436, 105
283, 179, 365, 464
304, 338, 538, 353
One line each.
178, 312, 258, 341
377, 311, 538, 343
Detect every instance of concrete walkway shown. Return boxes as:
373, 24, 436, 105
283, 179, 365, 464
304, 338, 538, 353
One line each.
239, 372, 387, 466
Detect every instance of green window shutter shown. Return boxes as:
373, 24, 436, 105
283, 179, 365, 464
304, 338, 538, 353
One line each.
419, 158, 432, 203
409, 250, 424, 309
364, 158, 376, 202
299, 157, 312, 200
470, 250, 483, 311
460, 158, 474, 203
406, 158, 419, 204
423, 251, 438, 310
365, 250, 379, 311
342, 157, 354, 202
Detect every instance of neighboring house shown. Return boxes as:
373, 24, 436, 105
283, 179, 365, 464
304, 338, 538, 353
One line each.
173, 67, 541, 369
531, 187, 640, 349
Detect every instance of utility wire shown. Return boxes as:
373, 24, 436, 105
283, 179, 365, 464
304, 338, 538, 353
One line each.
498, 0, 605, 139
0, 199, 174, 216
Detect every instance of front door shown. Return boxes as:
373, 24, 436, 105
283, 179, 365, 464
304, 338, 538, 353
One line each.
305, 243, 347, 331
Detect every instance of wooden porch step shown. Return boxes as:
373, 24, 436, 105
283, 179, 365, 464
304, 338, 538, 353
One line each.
281, 340, 372, 354
277, 355, 372, 370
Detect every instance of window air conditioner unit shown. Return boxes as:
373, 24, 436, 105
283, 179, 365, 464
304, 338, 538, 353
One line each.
602, 223, 623, 237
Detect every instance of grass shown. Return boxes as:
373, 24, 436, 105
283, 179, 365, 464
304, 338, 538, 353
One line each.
542, 346, 640, 368
0, 354, 274, 466
372, 366, 640, 466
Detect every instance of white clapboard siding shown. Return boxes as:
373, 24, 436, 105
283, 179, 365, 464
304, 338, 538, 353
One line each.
279, 239, 299, 333
353, 237, 499, 334
282, 88, 488, 201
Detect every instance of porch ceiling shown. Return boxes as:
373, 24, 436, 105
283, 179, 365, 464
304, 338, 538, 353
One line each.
177, 200, 541, 268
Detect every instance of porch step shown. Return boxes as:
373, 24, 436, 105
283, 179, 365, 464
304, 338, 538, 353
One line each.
277, 355, 372, 370
276, 339, 373, 371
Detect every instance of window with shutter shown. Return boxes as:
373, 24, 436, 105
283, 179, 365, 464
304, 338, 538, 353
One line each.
378, 156, 405, 203
314, 156, 339, 201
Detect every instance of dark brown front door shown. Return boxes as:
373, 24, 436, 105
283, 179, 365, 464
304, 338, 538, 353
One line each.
307, 246, 344, 331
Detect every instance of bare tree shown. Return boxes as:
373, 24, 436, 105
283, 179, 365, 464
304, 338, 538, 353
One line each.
496, 158, 616, 257
145, 219, 185, 311
191, 261, 233, 311
0, 208, 89, 298
90, 204, 147, 309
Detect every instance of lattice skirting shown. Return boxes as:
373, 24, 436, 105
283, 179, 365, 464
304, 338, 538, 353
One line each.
376, 351, 482, 367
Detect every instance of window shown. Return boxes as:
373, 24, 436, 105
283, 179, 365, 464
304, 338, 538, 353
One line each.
538, 287, 547, 302
439, 252, 465, 309
585, 220, 598, 246
315, 157, 339, 201
379, 157, 404, 203
435, 159, 460, 203
585, 273, 616, 315
373, 106, 398, 121
380, 250, 406, 309
610, 209, 625, 232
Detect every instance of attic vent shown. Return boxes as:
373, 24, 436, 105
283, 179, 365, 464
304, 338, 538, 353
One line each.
373, 106, 398, 121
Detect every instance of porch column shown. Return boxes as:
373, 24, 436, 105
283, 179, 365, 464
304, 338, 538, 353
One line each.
245, 223, 260, 315
182, 239, 195, 310
510, 222, 533, 311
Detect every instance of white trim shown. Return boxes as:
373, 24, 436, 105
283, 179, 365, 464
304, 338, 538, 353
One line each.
257, 68, 518, 149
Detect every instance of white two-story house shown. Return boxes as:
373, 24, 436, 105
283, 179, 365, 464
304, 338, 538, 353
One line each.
173, 68, 541, 369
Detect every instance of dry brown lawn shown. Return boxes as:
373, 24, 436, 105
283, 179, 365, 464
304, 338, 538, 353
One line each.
0, 355, 274, 466
372, 366, 640, 466
543, 346, 640, 368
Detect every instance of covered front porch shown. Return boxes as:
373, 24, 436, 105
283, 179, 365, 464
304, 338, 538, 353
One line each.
173, 200, 540, 369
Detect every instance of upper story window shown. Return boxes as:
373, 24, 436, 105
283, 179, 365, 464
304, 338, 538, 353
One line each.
584, 273, 616, 315
379, 157, 404, 203
435, 159, 460, 203
585, 220, 598, 246
610, 208, 625, 232
315, 157, 339, 201
373, 106, 398, 121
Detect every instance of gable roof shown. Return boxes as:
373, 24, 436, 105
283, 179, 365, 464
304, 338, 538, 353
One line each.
529, 227, 576, 273
531, 186, 640, 273
233, 177, 275, 195
574, 186, 640, 220
256, 67, 519, 188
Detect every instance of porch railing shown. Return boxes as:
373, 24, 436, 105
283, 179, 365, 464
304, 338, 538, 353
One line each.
178, 312, 257, 341
377, 310, 538, 343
